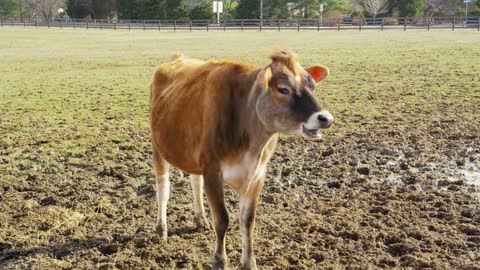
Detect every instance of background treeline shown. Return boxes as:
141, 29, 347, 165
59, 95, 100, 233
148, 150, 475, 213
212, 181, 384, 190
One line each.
1, 0, 479, 20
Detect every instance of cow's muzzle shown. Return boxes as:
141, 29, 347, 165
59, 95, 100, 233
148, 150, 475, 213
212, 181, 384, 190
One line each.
301, 111, 334, 141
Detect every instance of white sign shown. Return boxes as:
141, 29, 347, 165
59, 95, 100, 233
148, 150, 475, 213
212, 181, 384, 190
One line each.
319, 4, 324, 13
213, 1, 223, 13
464, 0, 470, 3
287, 2, 295, 12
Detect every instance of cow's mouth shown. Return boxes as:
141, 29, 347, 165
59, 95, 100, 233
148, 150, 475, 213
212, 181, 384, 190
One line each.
301, 124, 322, 141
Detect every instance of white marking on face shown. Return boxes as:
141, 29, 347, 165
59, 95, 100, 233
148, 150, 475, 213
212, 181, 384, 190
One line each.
295, 75, 301, 82
304, 111, 334, 130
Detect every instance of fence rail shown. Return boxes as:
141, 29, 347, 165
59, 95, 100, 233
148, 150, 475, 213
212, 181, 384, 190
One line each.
1, 17, 480, 31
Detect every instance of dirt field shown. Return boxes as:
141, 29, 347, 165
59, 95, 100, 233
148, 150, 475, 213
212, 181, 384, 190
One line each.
0, 28, 479, 269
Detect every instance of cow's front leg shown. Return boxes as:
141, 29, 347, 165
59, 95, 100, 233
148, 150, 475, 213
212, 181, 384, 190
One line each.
239, 177, 265, 270
203, 163, 229, 270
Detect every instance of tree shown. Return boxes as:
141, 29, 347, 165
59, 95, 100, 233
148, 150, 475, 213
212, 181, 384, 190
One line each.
363, 0, 389, 18
117, 0, 186, 20
427, 0, 461, 16
286, 0, 351, 19
0, 0, 17, 17
66, 0, 117, 19
188, 0, 213, 19
222, 0, 238, 18
25, 0, 66, 19
397, 0, 426, 17
235, 0, 259, 18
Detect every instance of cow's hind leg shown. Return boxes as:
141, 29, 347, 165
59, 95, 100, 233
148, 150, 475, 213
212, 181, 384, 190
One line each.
190, 174, 210, 231
153, 151, 170, 241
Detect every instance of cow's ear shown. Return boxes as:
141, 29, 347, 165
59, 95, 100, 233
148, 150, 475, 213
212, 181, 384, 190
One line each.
258, 67, 272, 90
305, 65, 329, 83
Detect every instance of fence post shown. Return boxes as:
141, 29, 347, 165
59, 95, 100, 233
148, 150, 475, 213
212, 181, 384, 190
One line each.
241, 20, 244, 31
359, 18, 362, 31
23, 18, 26, 27
452, 16, 455, 31
478, 16, 479, 31
223, 19, 226, 31
143, 20, 145, 31
260, 20, 262, 31
207, 20, 209, 31
48, 18, 50, 28
128, 20, 131, 31
189, 20, 192, 31
73, 18, 75, 29
404, 17, 406, 31
36, 18, 38, 28
0, 16, 3, 27
338, 19, 340, 31
86, 20, 88, 30
317, 18, 320, 31
174, 20, 176, 32
381, 17, 384, 31
297, 19, 300, 31
279, 20, 281, 31
114, 21, 116, 31
427, 17, 430, 31
158, 20, 161, 31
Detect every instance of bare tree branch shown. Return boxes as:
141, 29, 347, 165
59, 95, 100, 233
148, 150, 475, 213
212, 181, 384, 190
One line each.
363, 0, 389, 18
427, 0, 461, 16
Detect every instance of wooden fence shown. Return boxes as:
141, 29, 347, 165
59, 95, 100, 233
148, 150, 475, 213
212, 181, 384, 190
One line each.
1, 17, 480, 31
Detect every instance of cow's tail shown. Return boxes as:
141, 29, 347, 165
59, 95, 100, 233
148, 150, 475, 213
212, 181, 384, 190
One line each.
171, 51, 184, 61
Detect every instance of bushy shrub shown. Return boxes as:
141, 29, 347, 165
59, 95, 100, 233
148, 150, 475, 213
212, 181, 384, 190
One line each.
383, 17, 398, 25
322, 10, 343, 26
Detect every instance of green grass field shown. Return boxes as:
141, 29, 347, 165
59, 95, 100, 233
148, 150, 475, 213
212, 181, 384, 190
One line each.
1, 28, 479, 269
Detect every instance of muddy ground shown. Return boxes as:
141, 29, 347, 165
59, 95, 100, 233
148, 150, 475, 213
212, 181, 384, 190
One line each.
1, 29, 480, 269
1, 117, 479, 270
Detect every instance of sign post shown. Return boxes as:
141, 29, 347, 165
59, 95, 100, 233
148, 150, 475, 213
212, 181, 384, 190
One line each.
319, 4, 324, 26
260, 0, 263, 28
213, 1, 223, 28
464, 0, 470, 23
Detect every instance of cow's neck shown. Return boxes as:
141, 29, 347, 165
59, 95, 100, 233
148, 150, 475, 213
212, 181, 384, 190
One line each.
242, 68, 276, 155
220, 68, 277, 192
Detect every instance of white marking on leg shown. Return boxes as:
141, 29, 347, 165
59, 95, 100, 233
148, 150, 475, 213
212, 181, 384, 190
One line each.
155, 172, 170, 238
190, 174, 207, 227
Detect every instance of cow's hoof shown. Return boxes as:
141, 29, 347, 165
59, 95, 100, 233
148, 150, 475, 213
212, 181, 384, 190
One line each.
194, 216, 211, 232
241, 257, 257, 270
212, 253, 227, 270
155, 223, 168, 241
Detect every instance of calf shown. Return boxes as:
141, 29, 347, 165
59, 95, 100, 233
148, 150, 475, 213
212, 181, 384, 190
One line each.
150, 49, 333, 270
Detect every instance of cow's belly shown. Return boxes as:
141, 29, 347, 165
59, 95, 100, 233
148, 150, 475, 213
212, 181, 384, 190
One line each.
152, 129, 203, 175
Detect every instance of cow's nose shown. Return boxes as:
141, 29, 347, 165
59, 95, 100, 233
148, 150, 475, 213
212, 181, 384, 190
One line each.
316, 111, 333, 129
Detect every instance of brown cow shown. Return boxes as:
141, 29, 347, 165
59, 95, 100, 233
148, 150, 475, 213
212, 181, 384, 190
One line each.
150, 49, 333, 270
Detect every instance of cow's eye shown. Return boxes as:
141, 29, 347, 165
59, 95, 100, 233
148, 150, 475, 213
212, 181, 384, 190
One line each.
278, 87, 290, 95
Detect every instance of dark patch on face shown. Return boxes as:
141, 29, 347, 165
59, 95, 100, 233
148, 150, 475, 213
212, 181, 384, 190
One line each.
291, 88, 321, 122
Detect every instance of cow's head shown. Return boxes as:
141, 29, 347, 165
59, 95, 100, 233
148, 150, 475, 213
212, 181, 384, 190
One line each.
256, 49, 333, 141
